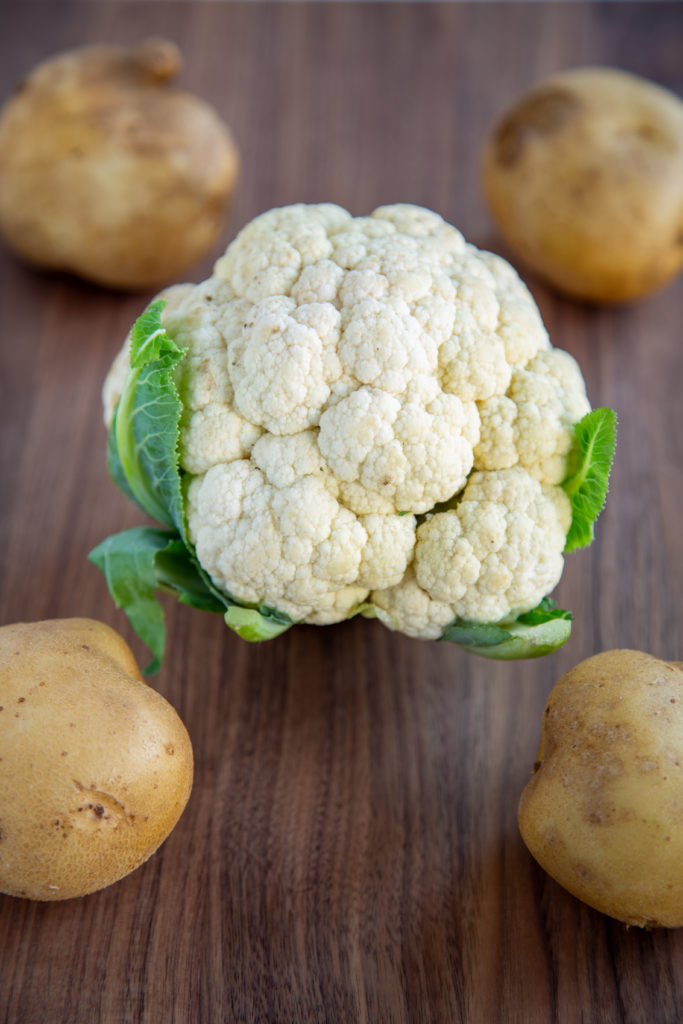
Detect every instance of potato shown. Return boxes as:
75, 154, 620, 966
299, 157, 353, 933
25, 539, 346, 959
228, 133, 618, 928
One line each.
0, 618, 193, 900
482, 67, 683, 303
518, 650, 683, 927
0, 38, 240, 290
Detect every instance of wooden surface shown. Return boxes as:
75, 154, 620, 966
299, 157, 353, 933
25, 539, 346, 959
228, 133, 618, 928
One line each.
1, 2, 682, 1022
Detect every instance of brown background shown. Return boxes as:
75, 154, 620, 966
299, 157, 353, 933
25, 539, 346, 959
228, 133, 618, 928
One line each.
1, 2, 682, 1022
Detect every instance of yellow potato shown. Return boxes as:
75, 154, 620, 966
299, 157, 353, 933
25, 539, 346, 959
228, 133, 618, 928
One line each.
0, 39, 240, 290
483, 67, 683, 304
519, 650, 683, 927
0, 618, 193, 900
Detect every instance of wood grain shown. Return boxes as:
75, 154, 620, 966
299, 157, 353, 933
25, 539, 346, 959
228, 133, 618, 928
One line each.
0, 3, 682, 1022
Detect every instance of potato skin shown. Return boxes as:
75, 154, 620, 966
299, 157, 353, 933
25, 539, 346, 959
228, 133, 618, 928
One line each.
0, 618, 193, 900
0, 39, 240, 290
518, 650, 683, 927
483, 67, 683, 304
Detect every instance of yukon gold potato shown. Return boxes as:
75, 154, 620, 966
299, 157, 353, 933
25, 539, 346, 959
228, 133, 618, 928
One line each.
0, 618, 193, 900
0, 39, 240, 289
483, 67, 683, 303
519, 650, 683, 927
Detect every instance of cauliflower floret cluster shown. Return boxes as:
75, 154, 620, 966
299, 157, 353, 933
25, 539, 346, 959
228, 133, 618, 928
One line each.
376, 468, 572, 635
104, 203, 591, 636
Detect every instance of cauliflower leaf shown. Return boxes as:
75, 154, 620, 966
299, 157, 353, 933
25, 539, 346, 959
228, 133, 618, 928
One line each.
89, 527, 206, 674
562, 408, 617, 553
441, 599, 572, 660
109, 300, 186, 533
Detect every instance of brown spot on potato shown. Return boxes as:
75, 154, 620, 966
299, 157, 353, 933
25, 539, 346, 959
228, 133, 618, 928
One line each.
631, 121, 678, 153
493, 86, 581, 167
572, 860, 596, 883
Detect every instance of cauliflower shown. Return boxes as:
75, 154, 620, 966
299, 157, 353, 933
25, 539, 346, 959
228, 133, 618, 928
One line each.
92, 203, 616, 671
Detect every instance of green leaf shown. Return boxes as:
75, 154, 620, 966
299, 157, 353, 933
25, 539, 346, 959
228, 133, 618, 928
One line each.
129, 300, 174, 367
562, 408, 617, 553
224, 605, 294, 642
440, 599, 572, 660
108, 301, 187, 535
106, 412, 139, 508
89, 527, 178, 674
154, 539, 229, 614
515, 596, 572, 627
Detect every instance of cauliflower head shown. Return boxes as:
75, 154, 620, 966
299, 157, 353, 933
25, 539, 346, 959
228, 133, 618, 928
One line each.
94, 203, 616, 670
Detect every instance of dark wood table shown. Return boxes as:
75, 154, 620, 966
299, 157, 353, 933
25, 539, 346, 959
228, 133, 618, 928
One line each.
1, 3, 682, 1021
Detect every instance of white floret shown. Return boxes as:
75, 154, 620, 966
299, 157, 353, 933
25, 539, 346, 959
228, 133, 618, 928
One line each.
228, 296, 342, 435
371, 566, 457, 640
414, 468, 571, 623
357, 512, 417, 589
318, 383, 479, 514
438, 257, 511, 402
163, 278, 246, 355
475, 348, 591, 483
477, 250, 550, 367
338, 295, 438, 394
291, 259, 345, 305
330, 217, 398, 271
372, 203, 465, 240
186, 460, 370, 623
251, 430, 333, 491
215, 203, 352, 301
410, 274, 457, 346
180, 403, 261, 475
307, 586, 371, 625
177, 349, 233, 410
